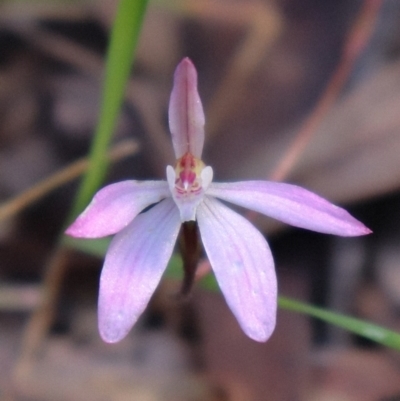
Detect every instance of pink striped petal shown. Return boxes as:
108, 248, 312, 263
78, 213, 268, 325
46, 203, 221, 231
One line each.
65, 180, 170, 238
98, 198, 181, 343
197, 196, 277, 342
168, 58, 205, 159
208, 181, 371, 236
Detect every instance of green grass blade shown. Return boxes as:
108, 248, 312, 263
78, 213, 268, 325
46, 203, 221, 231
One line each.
68, 0, 148, 221
279, 296, 400, 350
200, 273, 400, 349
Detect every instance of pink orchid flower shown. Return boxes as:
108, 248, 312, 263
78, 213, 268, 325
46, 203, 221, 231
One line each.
66, 58, 371, 343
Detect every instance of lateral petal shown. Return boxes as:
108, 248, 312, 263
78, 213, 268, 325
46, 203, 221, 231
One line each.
98, 198, 181, 343
65, 180, 170, 238
168, 57, 205, 159
197, 196, 277, 342
208, 181, 371, 236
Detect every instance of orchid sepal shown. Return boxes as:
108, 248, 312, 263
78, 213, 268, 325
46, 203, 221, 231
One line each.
168, 58, 205, 159
197, 197, 277, 341
207, 181, 371, 237
98, 198, 181, 343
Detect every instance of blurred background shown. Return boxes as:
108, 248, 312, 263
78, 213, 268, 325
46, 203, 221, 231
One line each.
1, 0, 400, 400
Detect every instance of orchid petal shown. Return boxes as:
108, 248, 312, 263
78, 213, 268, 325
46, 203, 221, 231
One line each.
98, 198, 181, 343
168, 57, 205, 159
208, 181, 371, 236
66, 181, 170, 238
197, 196, 277, 342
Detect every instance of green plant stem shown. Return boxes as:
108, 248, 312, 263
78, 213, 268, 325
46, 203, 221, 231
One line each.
68, 0, 148, 222
279, 296, 400, 350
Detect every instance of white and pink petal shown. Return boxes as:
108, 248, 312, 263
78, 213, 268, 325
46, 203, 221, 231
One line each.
98, 198, 181, 343
65, 180, 170, 238
208, 181, 371, 237
197, 196, 277, 342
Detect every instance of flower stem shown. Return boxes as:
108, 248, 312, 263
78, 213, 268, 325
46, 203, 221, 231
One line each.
179, 221, 201, 296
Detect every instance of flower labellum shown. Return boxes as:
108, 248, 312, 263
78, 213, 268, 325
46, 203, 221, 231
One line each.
66, 58, 371, 343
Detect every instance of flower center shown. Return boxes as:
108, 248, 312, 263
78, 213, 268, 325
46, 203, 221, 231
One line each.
166, 152, 213, 222
174, 152, 205, 195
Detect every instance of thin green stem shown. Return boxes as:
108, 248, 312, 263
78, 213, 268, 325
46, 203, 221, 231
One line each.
279, 296, 400, 350
68, 0, 149, 222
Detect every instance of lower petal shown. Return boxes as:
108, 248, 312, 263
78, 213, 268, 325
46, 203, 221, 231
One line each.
197, 196, 277, 342
98, 198, 181, 343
